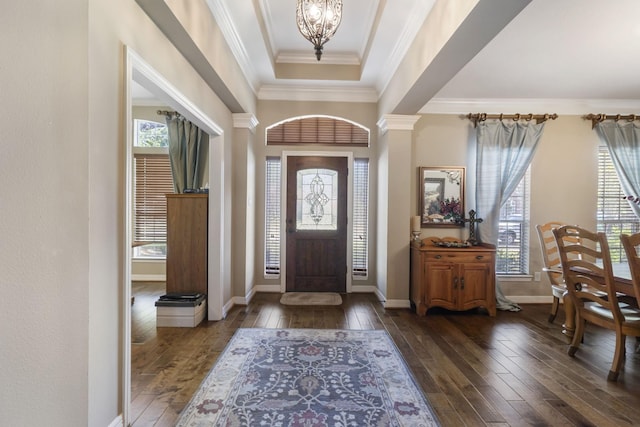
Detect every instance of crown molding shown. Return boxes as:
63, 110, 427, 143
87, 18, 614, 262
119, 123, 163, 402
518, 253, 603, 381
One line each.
205, 0, 260, 93
276, 51, 361, 66
420, 98, 640, 115
377, 114, 421, 134
232, 113, 259, 133
258, 85, 378, 103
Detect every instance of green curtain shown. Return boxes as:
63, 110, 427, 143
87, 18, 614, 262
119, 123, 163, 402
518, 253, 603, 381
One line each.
166, 116, 208, 193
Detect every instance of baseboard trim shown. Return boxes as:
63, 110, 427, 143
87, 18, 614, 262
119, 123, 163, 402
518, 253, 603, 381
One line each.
507, 295, 554, 304
221, 288, 259, 318
108, 415, 123, 427
131, 274, 166, 282
383, 299, 412, 309
350, 285, 378, 293
236, 288, 551, 307
254, 284, 282, 293
222, 298, 234, 319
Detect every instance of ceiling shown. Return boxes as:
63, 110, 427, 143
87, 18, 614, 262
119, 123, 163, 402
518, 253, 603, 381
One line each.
134, 0, 640, 115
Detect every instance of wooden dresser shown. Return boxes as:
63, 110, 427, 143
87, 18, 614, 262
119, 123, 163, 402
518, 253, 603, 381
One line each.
410, 238, 496, 316
166, 194, 208, 296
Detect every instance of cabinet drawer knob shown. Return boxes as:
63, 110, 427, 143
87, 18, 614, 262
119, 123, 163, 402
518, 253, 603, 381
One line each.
434, 255, 442, 259
476, 255, 484, 260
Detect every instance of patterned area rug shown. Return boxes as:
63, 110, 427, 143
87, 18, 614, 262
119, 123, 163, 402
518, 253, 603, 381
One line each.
176, 328, 440, 426
280, 292, 342, 306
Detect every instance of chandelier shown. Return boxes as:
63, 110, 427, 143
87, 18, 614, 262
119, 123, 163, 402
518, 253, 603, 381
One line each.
296, 0, 343, 61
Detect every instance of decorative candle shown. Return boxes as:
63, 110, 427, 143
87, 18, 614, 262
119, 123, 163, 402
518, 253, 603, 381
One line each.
411, 216, 421, 232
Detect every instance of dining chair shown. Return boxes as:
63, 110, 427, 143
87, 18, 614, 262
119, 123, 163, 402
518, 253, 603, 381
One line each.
536, 221, 575, 323
553, 225, 640, 381
620, 233, 640, 353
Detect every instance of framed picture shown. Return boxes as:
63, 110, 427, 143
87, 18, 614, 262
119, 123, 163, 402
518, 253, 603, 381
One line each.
418, 167, 465, 227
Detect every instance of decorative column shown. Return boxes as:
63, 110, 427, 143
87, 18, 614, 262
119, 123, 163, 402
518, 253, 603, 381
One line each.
376, 114, 421, 307
232, 113, 259, 303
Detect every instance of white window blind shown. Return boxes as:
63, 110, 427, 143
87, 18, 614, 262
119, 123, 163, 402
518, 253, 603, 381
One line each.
265, 157, 282, 275
496, 169, 530, 275
352, 159, 369, 277
597, 145, 640, 262
133, 153, 173, 244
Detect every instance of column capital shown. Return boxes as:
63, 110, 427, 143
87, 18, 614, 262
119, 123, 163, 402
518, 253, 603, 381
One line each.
232, 113, 259, 133
377, 114, 421, 135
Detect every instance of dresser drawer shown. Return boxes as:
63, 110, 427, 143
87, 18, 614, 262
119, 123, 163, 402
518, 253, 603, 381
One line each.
426, 251, 493, 264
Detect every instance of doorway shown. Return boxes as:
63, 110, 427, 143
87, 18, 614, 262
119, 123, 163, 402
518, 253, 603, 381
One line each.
285, 156, 348, 293
124, 46, 224, 426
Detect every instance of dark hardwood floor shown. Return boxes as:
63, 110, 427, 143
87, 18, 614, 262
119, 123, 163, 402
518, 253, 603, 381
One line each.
130, 282, 640, 426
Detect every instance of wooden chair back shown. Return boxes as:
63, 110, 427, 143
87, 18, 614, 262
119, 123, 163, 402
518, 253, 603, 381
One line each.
536, 222, 580, 285
553, 225, 622, 323
620, 233, 640, 303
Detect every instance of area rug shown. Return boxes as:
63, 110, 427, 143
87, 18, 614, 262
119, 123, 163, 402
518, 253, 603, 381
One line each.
176, 328, 440, 426
280, 292, 342, 306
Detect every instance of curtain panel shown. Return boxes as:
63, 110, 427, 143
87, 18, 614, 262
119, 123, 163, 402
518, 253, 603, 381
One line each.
166, 117, 208, 193
475, 120, 546, 311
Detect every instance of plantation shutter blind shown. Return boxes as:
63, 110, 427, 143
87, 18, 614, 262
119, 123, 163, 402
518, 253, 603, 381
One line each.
133, 153, 174, 243
267, 117, 368, 146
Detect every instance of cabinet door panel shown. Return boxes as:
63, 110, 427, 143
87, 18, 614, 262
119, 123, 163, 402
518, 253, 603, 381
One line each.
459, 263, 490, 310
425, 263, 457, 310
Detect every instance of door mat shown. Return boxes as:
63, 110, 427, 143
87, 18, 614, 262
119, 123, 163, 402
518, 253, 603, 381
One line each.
280, 292, 342, 306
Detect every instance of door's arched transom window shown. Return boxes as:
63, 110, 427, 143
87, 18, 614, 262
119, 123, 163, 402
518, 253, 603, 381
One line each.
266, 116, 369, 147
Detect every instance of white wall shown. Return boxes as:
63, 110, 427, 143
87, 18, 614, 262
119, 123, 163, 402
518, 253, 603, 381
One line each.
0, 1, 89, 425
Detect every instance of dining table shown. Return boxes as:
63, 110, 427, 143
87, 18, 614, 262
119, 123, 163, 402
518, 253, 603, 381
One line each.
560, 262, 638, 340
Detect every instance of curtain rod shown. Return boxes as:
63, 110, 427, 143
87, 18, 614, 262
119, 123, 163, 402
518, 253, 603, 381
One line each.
584, 113, 640, 129
157, 109, 182, 118
466, 113, 558, 128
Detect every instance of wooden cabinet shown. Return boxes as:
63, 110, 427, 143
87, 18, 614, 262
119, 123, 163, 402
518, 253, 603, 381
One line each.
410, 239, 496, 316
166, 194, 208, 296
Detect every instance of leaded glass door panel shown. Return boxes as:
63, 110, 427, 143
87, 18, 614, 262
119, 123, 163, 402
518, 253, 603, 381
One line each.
286, 156, 347, 293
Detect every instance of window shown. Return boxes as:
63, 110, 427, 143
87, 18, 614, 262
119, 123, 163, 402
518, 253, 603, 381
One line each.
266, 116, 368, 147
496, 169, 530, 275
133, 119, 172, 259
352, 159, 369, 277
265, 158, 281, 275
597, 145, 640, 262
263, 157, 370, 278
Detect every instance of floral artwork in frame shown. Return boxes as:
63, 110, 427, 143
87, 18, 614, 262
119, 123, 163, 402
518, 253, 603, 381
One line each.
419, 166, 465, 227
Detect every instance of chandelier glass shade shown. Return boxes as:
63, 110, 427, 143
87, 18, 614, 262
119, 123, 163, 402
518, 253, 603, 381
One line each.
296, 0, 343, 61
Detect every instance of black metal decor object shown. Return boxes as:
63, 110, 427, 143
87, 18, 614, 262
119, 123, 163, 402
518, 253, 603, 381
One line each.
462, 209, 483, 245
